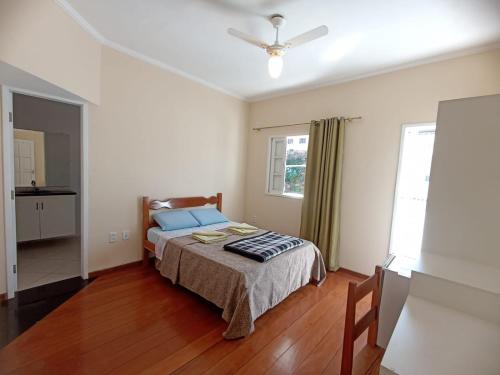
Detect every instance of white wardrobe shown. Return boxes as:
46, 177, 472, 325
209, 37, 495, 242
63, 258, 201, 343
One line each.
379, 94, 500, 374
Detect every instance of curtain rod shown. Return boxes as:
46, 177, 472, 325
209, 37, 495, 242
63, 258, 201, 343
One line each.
252, 116, 362, 131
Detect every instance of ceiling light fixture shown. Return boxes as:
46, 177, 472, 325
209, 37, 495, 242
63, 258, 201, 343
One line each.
268, 53, 284, 79
228, 15, 328, 79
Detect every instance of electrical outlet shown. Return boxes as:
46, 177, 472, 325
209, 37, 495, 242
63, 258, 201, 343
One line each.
122, 230, 130, 240
109, 232, 117, 243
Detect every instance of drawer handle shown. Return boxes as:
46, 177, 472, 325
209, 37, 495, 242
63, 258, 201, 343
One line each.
36, 202, 38, 210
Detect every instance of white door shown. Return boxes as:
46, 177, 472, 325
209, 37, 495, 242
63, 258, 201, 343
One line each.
14, 139, 35, 187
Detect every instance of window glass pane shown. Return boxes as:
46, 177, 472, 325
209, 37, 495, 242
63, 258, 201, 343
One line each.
285, 166, 306, 195
390, 124, 436, 259
284, 135, 309, 196
286, 148, 307, 166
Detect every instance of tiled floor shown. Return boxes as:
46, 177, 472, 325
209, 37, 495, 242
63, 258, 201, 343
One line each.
17, 237, 81, 290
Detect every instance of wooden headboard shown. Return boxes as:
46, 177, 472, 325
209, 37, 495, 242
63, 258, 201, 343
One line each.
142, 193, 222, 265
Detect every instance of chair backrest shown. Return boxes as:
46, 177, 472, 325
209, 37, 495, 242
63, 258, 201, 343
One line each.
341, 265, 383, 375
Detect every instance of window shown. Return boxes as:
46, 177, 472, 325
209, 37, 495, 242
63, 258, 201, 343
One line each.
268, 135, 309, 198
389, 123, 436, 259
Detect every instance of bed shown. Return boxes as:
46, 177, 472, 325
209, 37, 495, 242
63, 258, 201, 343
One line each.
142, 193, 326, 339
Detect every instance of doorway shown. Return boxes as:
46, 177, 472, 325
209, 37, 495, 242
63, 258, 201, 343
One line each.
2, 86, 89, 298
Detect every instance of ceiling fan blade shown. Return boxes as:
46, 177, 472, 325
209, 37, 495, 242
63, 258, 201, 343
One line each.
285, 25, 328, 48
228, 28, 268, 49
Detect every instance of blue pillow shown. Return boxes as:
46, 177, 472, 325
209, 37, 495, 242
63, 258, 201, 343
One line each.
189, 208, 228, 226
153, 210, 200, 231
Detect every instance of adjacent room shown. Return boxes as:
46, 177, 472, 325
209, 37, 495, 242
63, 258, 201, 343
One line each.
14, 93, 82, 291
0, 0, 499, 374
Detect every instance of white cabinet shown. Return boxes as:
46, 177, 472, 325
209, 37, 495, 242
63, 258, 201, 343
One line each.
39, 196, 76, 239
16, 195, 76, 242
15, 196, 41, 242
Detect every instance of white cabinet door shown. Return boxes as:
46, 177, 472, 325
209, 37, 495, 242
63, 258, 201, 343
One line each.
15, 196, 41, 242
39, 195, 76, 239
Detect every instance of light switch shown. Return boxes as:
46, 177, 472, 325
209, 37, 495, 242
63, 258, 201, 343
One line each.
122, 230, 129, 240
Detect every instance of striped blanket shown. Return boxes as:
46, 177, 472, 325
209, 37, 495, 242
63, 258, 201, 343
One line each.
224, 231, 304, 262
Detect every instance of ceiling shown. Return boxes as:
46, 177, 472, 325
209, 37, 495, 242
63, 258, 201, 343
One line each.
61, 0, 500, 101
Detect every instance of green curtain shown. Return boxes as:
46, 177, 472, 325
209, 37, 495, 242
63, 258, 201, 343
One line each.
300, 117, 345, 271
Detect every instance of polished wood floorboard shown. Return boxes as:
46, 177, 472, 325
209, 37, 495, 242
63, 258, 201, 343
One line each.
0, 276, 90, 348
0, 265, 383, 374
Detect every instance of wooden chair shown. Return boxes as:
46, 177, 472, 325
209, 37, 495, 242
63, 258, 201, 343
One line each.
341, 266, 384, 375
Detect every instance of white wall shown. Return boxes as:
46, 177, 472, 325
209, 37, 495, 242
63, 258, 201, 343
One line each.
0, 0, 101, 104
422, 94, 500, 267
246, 48, 500, 276
87, 47, 248, 273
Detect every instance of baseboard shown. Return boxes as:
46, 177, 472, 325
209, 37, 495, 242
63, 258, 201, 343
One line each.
337, 267, 369, 280
88, 260, 144, 279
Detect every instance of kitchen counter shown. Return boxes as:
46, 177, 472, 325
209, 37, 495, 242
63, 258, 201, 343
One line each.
15, 190, 77, 196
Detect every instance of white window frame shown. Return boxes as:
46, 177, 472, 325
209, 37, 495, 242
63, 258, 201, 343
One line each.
265, 134, 308, 199
388, 122, 436, 259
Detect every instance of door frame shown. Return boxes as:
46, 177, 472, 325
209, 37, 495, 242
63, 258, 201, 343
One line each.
1, 86, 89, 299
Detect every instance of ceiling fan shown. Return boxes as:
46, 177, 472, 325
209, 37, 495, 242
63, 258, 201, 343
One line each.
228, 15, 328, 79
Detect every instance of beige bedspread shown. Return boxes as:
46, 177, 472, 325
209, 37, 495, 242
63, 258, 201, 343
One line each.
155, 229, 326, 339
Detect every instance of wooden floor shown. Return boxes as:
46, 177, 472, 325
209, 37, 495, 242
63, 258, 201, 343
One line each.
0, 265, 383, 374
